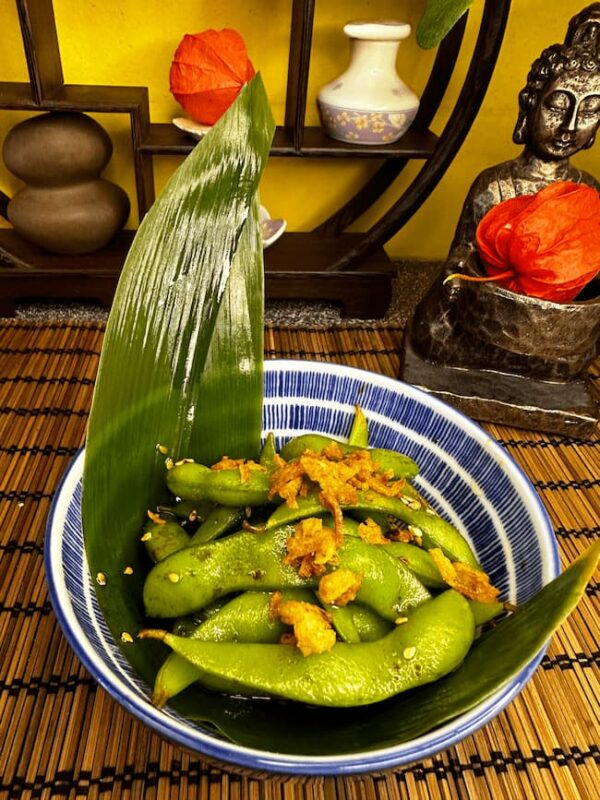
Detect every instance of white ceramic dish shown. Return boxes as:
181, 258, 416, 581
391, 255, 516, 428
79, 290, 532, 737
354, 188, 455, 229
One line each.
172, 116, 212, 140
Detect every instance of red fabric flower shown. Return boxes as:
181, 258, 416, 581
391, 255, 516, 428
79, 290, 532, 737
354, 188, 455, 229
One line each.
475, 181, 600, 302
170, 29, 255, 125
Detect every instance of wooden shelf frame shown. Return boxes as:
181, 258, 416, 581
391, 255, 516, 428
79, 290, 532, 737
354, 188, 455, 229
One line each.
0, 0, 511, 318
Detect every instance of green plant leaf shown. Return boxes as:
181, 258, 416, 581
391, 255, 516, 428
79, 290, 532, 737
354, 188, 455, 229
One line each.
82, 74, 274, 683
417, 0, 475, 49
174, 542, 599, 754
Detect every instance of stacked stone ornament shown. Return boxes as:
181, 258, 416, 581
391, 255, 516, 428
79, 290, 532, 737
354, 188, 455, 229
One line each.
3, 111, 130, 255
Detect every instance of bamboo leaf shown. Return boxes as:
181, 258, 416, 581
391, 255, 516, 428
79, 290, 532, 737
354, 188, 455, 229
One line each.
82, 75, 274, 682
417, 0, 475, 49
175, 542, 599, 754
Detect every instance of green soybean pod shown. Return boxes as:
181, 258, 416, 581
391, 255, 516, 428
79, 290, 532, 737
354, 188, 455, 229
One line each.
348, 604, 393, 641
259, 432, 278, 469
321, 604, 361, 644
386, 541, 448, 589
143, 520, 191, 563
266, 491, 479, 568
166, 461, 271, 506
279, 435, 419, 480
470, 599, 506, 626
347, 406, 369, 448
143, 523, 431, 621
152, 589, 315, 706
188, 505, 245, 545
140, 590, 475, 707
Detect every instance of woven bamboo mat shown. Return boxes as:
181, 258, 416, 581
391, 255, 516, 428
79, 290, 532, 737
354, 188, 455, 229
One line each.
0, 319, 598, 800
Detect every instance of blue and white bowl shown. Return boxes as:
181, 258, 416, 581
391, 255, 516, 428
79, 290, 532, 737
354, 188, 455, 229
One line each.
45, 360, 558, 775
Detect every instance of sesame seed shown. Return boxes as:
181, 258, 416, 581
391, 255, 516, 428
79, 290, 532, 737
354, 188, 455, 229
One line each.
394, 616, 408, 625
403, 646, 416, 660
123, 566, 134, 575
96, 572, 107, 586
165, 457, 174, 470
156, 444, 169, 455
408, 525, 424, 540
120, 632, 133, 644
167, 573, 180, 583
140, 532, 152, 542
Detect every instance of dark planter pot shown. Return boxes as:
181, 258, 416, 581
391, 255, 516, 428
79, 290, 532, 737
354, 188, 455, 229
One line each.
401, 252, 600, 436
455, 254, 600, 380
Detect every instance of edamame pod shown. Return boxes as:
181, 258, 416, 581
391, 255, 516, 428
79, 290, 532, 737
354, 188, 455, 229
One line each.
143, 520, 191, 563
144, 525, 302, 617
153, 589, 315, 705
279, 435, 419, 480
470, 599, 505, 626
259, 432, 277, 469
349, 604, 393, 641
347, 406, 369, 447
266, 491, 479, 567
388, 543, 503, 622
387, 542, 448, 589
166, 462, 271, 506
143, 522, 431, 620
188, 505, 245, 545
140, 590, 475, 707
322, 604, 361, 643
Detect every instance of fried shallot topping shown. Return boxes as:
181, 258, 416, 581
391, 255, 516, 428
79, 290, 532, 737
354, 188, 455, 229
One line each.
318, 568, 363, 606
429, 548, 500, 603
357, 517, 389, 545
269, 445, 407, 538
210, 456, 266, 483
272, 598, 336, 656
284, 517, 340, 577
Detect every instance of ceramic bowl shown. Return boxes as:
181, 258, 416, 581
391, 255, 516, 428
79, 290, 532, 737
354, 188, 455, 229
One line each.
45, 360, 558, 775
172, 116, 212, 140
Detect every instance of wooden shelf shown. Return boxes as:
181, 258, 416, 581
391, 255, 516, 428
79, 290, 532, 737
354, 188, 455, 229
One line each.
0, 228, 395, 318
141, 123, 438, 159
0, 0, 511, 319
0, 81, 148, 112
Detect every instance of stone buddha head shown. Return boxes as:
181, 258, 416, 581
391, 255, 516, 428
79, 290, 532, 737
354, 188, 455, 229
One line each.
513, 33, 600, 161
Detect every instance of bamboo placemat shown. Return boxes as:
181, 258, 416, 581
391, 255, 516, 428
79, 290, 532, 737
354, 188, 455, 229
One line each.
0, 319, 598, 800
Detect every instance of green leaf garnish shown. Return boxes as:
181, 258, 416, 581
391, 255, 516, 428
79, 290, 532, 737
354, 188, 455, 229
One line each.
175, 543, 599, 754
82, 75, 274, 682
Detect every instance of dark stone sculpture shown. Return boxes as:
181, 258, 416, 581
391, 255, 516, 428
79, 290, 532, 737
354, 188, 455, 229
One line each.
401, 4, 600, 436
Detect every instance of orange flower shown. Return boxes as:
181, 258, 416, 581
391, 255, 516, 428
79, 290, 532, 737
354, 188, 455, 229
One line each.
475, 181, 600, 302
170, 29, 255, 125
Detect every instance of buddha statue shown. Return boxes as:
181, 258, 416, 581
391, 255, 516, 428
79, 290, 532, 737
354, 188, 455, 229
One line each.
401, 4, 600, 435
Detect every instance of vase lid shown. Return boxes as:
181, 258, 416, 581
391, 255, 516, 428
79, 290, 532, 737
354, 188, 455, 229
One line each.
343, 20, 411, 41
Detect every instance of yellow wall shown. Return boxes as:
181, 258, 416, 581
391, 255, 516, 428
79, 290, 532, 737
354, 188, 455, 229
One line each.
1, 0, 599, 259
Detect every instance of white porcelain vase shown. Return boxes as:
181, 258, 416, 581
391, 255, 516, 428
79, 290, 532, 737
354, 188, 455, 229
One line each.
317, 20, 420, 145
